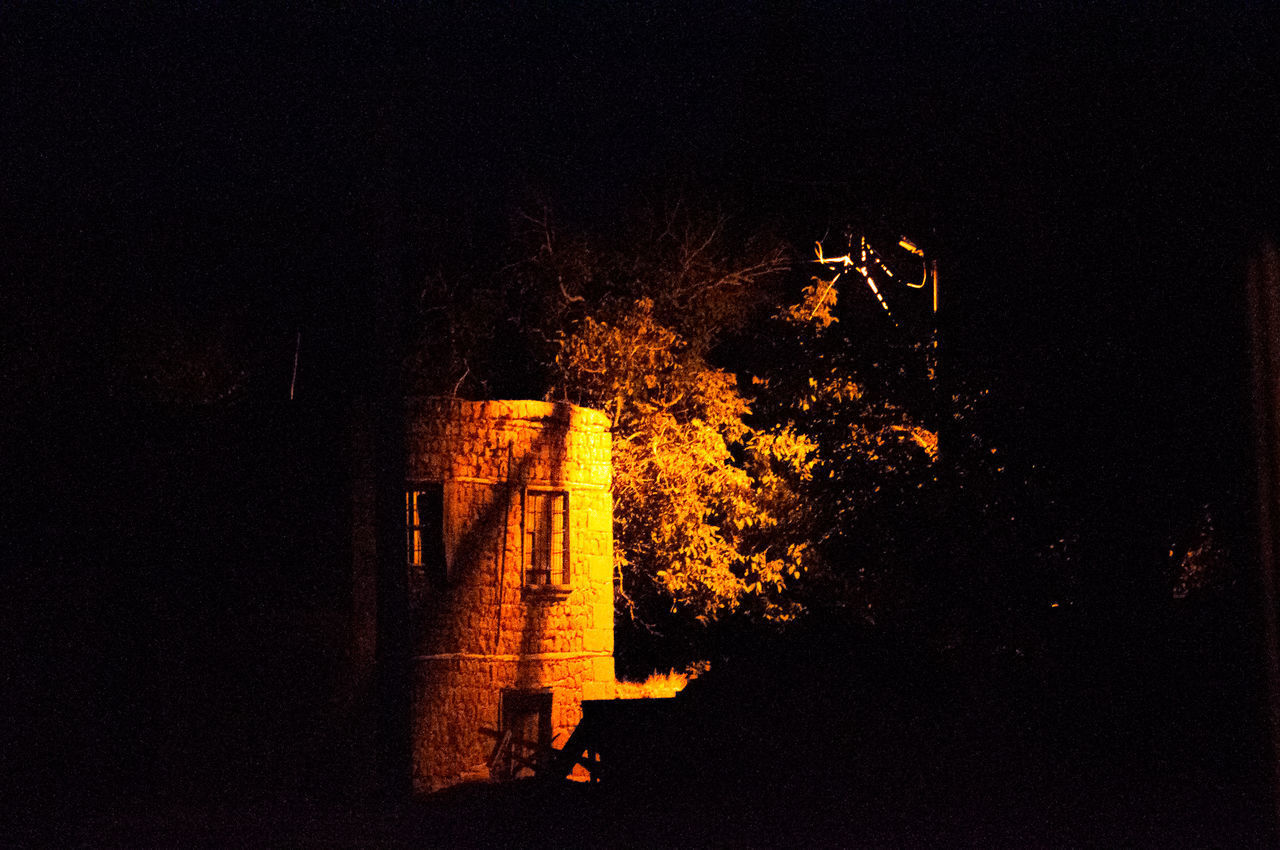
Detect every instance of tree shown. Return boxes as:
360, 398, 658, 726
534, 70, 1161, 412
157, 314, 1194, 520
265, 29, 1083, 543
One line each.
1170, 505, 1231, 601
554, 297, 818, 625
740, 245, 945, 620
534, 203, 817, 627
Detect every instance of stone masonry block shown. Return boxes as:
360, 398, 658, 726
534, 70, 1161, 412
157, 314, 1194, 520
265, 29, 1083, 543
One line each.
590, 655, 615, 683
582, 680, 615, 701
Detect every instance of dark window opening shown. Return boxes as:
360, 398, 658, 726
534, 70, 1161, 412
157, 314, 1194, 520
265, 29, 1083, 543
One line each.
497, 690, 553, 780
407, 484, 446, 582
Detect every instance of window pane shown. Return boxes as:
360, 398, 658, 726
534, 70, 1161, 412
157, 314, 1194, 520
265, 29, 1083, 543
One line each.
416, 493, 424, 564
551, 494, 566, 584
526, 528, 544, 584
524, 491, 567, 586
407, 485, 445, 577
406, 492, 415, 565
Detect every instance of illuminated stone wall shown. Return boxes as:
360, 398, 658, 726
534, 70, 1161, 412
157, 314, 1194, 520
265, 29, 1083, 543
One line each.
405, 398, 615, 791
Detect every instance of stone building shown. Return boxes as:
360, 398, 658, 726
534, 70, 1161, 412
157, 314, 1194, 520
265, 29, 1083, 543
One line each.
403, 397, 616, 790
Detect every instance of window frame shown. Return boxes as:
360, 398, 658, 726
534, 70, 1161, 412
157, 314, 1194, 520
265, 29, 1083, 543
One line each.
521, 487, 570, 589
406, 482, 449, 583
495, 688, 553, 780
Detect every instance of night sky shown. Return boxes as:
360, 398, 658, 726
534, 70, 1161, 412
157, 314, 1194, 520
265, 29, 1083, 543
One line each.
8, 4, 1273, 512
4, 0, 1279, 825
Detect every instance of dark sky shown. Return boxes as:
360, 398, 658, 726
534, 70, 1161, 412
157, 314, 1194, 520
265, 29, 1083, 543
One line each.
4, 2, 1277, 541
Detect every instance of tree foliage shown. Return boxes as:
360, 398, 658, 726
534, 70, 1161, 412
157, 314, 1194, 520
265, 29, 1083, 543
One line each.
555, 297, 817, 624
1170, 505, 1231, 600
409, 200, 1066, 648
531, 205, 817, 625
743, 252, 946, 619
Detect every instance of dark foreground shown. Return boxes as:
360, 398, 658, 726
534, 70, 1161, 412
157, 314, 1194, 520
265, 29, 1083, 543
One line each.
23, 770, 1275, 849
14, 618, 1278, 847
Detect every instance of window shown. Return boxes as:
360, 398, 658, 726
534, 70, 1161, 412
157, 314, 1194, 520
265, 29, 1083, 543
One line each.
493, 689, 553, 780
406, 484, 447, 582
523, 490, 569, 587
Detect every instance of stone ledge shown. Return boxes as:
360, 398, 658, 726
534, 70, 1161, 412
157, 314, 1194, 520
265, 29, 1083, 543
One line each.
413, 651, 613, 662
406, 396, 611, 432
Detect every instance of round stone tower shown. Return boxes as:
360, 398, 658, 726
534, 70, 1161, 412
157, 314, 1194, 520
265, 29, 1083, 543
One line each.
404, 398, 615, 790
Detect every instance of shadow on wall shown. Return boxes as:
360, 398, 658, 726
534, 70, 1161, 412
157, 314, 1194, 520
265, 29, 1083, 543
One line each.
516, 406, 570, 692
412, 405, 573, 666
